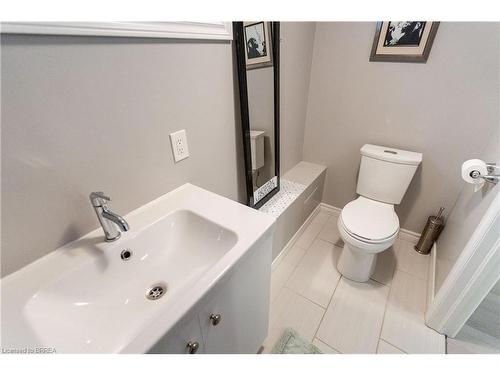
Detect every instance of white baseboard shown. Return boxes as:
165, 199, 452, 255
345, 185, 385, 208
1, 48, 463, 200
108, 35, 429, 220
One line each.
318, 202, 341, 216
271, 204, 322, 270
319, 203, 421, 243
398, 228, 421, 244
427, 242, 437, 309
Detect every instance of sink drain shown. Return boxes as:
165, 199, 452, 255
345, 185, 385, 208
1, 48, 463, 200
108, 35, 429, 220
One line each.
146, 283, 167, 300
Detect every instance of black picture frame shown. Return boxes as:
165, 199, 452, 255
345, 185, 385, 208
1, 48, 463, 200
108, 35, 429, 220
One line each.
370, 21, 440, 63
233, 21, 280, 209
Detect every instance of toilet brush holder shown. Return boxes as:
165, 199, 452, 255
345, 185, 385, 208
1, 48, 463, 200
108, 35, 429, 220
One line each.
415, 207, 445, 255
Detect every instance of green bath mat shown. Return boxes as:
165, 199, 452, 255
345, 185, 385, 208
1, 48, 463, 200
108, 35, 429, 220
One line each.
271, 328, 322, 354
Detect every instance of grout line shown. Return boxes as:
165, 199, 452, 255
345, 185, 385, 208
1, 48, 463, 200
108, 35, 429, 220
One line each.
378, 268, 444, 353
301, 211, 344, 348
282, 216, 341, 310
272, 213, 333, 305
375, 263, 396, 353
277, 250, 308, 294
378, 339, 408, 354
314, 337, 343, 354
275, 213, 343, 350
272, 207, 324, 267
393, 239, 430, 282
295, 212, 332, 251
283, 286, 329, 311
394, 267, 428, 283
311, 275, 343, 341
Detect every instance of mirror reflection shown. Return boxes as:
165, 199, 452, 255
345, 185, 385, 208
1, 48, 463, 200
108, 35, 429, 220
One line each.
243, 21, 278, 204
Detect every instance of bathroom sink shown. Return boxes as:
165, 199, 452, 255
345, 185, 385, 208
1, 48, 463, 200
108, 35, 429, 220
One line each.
1, 184, 275, 353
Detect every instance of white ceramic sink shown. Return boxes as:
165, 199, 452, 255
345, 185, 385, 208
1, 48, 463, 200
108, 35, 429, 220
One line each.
1, 184, 275, 353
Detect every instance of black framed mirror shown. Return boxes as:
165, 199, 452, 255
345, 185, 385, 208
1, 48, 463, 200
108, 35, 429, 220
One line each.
233, 21, 280, 209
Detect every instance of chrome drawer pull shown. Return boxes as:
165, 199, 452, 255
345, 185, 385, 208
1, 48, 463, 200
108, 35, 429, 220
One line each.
186, 341, 199, 354
209, 313, 222, 326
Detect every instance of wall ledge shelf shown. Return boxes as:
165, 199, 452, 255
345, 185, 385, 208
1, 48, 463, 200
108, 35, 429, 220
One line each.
0, 22, 233, 40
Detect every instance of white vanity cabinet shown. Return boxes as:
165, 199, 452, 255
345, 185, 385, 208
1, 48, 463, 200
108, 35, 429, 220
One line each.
148, 235, 272, 354
2, 184, 275, 353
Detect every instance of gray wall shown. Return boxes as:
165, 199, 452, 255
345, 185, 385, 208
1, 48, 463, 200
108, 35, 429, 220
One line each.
245, 22, 317, 185
1, 35, 246, 276
247, 66, 275, 185
435, 125, 499, 292
281, 22, 316, 175
303, 22, 500, 233
0, 23, 317, 277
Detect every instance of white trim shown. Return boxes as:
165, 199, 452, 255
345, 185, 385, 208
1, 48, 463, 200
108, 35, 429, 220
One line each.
425, 190, 500, 337
398, 228, 420, 244
427, 242, 437, 309
271, 204, 322, 271
318, 202, 420, 243
0, 22, 233, 40
318, 202, 341, 215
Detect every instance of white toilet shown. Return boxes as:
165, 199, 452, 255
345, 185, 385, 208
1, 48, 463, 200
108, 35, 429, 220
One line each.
337, 144, 422, 282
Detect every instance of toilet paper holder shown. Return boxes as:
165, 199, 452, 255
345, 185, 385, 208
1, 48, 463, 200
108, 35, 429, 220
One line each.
470, 163, 500, 184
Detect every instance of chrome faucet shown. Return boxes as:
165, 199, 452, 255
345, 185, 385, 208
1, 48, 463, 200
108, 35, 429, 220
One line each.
89, 191, 129, 242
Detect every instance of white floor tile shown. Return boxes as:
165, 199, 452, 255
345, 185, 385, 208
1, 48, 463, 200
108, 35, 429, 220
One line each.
316, 278, 390, 353
262, 288, 325, 353
270, 245, 306, 303
381, 270, 445, 354
317, 214, 342, 245
394, 239, 430, 280
377, 339, 405, 354
286, 239, 342, 307
312, 338, 340, 354
371, 245, 397, 286
295, 211, 330, 249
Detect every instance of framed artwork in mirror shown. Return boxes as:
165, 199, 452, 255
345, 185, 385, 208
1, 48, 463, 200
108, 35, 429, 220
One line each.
243, 21, 273, 70
370, 21, 439, 63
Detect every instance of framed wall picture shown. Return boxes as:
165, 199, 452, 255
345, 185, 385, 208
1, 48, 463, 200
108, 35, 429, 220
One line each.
370, 22, 439, 63
243, 21, 273, 70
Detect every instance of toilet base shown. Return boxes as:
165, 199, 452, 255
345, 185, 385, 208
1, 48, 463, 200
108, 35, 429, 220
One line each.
337, 243, 378, 282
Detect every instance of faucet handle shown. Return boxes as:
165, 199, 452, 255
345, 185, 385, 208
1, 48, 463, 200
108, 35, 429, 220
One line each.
90, 191, 111, 206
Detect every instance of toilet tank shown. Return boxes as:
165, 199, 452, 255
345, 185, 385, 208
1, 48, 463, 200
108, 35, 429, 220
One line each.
250, 130, 265, 171
356, 144, 422, 205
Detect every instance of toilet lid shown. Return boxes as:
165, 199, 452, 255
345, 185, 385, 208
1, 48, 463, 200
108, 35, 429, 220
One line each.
341, 196, 399, 241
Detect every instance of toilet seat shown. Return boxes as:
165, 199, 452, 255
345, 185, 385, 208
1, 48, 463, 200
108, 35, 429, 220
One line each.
340, 196, 399, 243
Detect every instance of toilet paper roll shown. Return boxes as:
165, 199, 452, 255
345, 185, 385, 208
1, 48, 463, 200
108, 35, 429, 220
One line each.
462, 159, 487, 191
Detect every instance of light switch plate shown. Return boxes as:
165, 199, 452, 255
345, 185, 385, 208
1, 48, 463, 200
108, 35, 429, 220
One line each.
169, 129, 190, 162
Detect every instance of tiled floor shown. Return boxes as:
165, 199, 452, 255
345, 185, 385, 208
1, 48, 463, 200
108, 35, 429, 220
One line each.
262, 207, 446, 354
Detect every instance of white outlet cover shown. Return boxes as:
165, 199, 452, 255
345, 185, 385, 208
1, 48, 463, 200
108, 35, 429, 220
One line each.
169, 129, 190, 162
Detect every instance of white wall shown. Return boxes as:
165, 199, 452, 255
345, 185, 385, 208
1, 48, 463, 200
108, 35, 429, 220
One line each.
302, 22, 500, 233
1, 34, 246, 276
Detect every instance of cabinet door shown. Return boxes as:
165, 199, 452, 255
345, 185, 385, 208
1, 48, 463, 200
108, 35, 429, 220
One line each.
147, 312, 205, 354
200, 237, 272, 354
